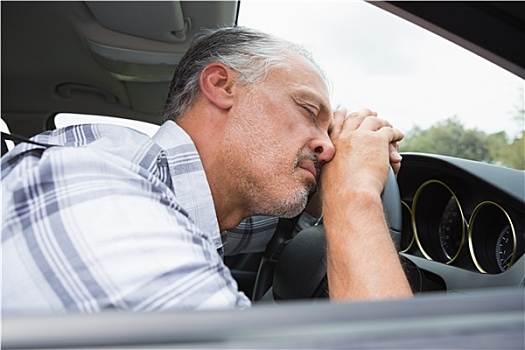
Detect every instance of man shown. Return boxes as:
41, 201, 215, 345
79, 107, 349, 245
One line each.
1, 27, 411, 313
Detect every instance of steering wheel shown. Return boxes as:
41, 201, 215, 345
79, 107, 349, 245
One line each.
253, 168, 402, 302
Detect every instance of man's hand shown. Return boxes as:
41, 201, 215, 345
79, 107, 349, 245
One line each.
323, 108, 404, 197
320, 107, 412, 302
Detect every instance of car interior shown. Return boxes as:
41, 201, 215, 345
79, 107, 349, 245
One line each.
2, 1, 524, 348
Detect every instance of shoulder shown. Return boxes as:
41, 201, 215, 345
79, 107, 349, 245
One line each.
36, 124, 159, 162
2, 124, 170, 214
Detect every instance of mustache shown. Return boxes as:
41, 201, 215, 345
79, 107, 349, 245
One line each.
294, 150, 322, 182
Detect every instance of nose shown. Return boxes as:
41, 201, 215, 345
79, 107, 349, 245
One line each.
309, 136, 335, 165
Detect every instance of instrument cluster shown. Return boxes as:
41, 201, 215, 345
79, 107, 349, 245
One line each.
397, 154, 525, 275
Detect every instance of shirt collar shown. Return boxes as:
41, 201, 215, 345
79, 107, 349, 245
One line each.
152, 121, 222, 250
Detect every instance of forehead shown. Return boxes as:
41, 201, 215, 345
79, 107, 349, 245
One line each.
286, 54, 329, 92
267, 54, 331, 107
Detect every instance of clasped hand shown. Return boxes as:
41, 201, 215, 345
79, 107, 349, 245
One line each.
321, 108, 404, 198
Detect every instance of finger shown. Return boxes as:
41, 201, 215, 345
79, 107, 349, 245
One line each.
389, 141, 401, 159
342, 112, 367, 131
358, 116, 393, 131
340, 108, 378, 132
389, 142, 402, 175
391, 127, 404, 143
355, 108, 377, 117
381, 128, 403, 175
329, 107, 347, 139
391, 161, 401, 177
373, 123, 403, 140
331, 107, 379, 134
389, 142, 401, 160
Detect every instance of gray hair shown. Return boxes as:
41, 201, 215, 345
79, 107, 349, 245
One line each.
161, 26, 327, 123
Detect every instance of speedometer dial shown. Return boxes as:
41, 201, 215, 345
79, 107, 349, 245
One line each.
495, 224, 514, 272
412, 180, 466, 264
469, 201, 517, 274
438, 198, 464, 260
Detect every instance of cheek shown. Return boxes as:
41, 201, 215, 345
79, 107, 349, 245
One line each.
265, 128, 311, 174
235, 96, 310, 171
259, 133, 293, 168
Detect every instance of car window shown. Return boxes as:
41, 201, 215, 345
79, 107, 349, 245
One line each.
238, 1, 524, 169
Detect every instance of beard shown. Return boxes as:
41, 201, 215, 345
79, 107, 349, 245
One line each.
293, 149, 321, 195
268, 181, 310, 218
273, 149, 320, 218
237, 148, 320, 219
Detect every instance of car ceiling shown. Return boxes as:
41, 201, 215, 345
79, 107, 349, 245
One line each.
1, 1, 239, 137
2, 1, 524, 138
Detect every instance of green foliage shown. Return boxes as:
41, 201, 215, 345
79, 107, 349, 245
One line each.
506, 131, 524, 169
401, 117, 524, 170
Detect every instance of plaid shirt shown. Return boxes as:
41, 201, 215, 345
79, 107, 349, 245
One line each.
224, 214, 317, 255
1, 121, 251, 313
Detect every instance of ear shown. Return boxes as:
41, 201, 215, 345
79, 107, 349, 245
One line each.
199, 63, 235, 110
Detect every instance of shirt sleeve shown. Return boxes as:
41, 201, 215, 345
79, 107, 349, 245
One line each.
2, 145, 250, 313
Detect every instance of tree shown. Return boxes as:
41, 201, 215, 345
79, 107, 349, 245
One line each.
402, 117, 524, 169
401, 87, 524, 169
506, 131, 524, 170
486, 131, 510, 165
506, 86, 525, 169
401, 116, 490, 162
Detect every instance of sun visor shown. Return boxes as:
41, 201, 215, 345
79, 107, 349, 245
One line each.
77, 1, 191, 82
87, 40, 183, 82
85, 1, 188, 43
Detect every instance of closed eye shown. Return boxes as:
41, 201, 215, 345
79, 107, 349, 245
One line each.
303, 106, 318, 124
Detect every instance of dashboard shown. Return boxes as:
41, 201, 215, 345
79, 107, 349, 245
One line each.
397, 153, 525, 293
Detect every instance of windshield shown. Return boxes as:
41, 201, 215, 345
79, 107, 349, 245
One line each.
238, 1, 524, 169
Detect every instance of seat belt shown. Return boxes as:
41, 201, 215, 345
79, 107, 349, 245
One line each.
1, 132, 57, 149
251, 214, 301, 301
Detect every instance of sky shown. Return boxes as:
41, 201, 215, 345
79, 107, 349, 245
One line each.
237, 1, 524, 138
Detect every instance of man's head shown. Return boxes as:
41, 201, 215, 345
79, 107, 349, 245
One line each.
162, 26, 327, 122
163, 27, 335, 229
